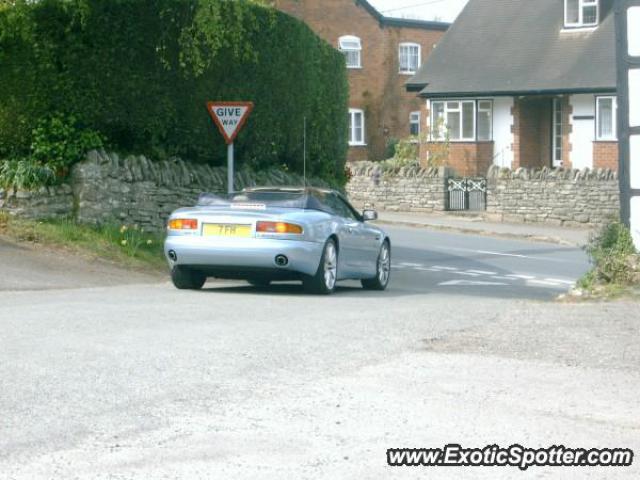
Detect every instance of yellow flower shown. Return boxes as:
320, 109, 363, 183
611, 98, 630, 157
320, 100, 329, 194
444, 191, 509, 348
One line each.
146, 240, 153, 245
121, 240, 127, 246
120, 225, 128, 234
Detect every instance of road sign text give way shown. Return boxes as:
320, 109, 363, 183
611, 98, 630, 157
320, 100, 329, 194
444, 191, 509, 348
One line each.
207, 101, 254, 144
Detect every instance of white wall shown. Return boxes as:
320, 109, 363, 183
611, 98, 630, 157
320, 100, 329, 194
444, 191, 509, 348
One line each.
492, 97, 514, 168
569, 94, 595, 170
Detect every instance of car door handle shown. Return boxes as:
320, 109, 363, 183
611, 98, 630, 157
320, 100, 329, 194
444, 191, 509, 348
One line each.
347, 227, 354, 234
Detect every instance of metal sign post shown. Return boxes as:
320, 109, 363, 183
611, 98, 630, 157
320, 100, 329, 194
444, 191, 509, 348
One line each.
615, 0, 640, 248
206, 102, 254, 194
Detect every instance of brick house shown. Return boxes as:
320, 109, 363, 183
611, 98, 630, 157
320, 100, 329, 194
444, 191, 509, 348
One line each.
273, 0, 449, 162
407, 0, 619, 176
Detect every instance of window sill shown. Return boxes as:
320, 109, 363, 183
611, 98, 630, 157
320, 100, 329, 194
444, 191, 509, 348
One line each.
427, 139, 494, 144
594, 139, 618, 143
348, 143, 367, 147
399, 71, 417, 76
561, 25, 598, 33
347, 66, 363, 70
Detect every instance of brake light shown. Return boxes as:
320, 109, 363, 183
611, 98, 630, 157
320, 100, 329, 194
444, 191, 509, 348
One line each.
256, 221, 303, 235
168, 218, 198, 230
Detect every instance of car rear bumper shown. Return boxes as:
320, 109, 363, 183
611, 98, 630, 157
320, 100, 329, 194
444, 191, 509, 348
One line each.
164, 236, 324, 277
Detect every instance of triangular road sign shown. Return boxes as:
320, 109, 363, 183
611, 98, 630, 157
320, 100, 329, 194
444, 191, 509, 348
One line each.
207, 101, 254, 144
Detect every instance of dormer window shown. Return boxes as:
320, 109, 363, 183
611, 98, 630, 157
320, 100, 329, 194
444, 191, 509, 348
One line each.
565, 0, 599, 28
338, 36, 362, 69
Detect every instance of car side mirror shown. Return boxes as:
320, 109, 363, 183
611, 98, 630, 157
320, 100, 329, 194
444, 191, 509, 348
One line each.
362, 209, 378, 222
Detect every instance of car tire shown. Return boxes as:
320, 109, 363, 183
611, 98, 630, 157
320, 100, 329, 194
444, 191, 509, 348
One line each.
362, 240, 391, 291
303, 238, 338, 295
171, 266, 206, 290
247, 278, 271, 288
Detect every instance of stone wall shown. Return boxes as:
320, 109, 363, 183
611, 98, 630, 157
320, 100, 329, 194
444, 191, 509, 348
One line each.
486, 166, 620, 227
346, 162, 620, 227
2, 154, 621, 230
346, 161, 450, 212
0, 184, 74, 220
0, 150, 322, 231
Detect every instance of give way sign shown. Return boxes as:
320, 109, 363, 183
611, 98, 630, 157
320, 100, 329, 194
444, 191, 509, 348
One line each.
206, 101, 254, 144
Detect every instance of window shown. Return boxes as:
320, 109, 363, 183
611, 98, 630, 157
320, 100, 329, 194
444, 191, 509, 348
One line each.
565, 0, 599, 28
348, 109, 365, 146
339, 36, 362, 68
410, 111, 421, 136
324, 193, 360, 221
552, 98, 564, 167
596, 96, 618, 140
399, 43, 421, 75
430, 100, 493, 141
477, 100, 493, 141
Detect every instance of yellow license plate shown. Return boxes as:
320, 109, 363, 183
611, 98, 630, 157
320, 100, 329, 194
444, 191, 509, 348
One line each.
203, 223, 253, 238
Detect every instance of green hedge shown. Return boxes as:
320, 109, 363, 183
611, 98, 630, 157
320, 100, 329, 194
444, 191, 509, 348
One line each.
0, 0, 349, 184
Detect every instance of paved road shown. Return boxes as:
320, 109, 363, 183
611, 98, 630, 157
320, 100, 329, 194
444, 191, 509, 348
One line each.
384, 225, 589, 300
2, 230, 638, 480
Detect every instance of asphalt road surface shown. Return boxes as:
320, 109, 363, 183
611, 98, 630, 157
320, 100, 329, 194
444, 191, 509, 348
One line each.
2, 228, 638, 480
384, 225, 589, 300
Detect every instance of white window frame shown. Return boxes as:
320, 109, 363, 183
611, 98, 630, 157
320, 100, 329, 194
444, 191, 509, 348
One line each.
430, 100, 477, 142
399, 42, 421, 75
552, 98, 564, 167
596, 96, 618, 141
348, 108, 366, 146
564, 0, 599, 28
410, 111, 421, 136
338, 35, 362, 69
477, 100, 493, 141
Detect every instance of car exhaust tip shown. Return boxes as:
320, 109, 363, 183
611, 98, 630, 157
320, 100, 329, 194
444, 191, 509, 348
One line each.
168, 250, 178, 262
275, 255, 289, 267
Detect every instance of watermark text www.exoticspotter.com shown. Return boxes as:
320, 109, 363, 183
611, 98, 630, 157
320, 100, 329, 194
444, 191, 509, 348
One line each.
387, 444, 634, 470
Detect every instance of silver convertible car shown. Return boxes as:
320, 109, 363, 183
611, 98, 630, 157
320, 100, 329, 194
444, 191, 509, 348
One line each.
164, 187, 391, 294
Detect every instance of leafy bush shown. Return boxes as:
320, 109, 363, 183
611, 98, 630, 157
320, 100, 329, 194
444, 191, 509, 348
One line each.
0, 0, 349, 185
385, 138, 399, 159
30, 114, 104, 177
0, 114, 103, 189
0, 158, 56, 189
583, 222, 639, 286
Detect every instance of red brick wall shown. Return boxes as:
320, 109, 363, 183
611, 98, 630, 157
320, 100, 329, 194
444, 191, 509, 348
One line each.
420, 141, 493, 177
274, 0, 443, 162
593, 142, 619, 170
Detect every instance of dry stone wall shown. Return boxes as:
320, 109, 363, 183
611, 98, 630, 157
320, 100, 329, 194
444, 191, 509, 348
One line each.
0, 150, 323, 231
346, 162, 451, 212
485, 166, 620, 227
346, 162, 621, 227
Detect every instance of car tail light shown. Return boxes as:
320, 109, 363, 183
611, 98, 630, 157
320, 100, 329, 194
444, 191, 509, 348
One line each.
168, 218, 198, 230
256, 221, 303, 235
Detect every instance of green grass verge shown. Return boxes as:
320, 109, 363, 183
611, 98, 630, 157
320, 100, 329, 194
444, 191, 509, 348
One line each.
0, 212, 166, 272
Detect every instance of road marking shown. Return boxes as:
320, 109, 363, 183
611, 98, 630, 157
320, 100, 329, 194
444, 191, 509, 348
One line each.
507, 274, 536, 280
527, 279, 565, 287
545, 278, 575, 285
477, 250, 529, 258
466, 269, 498, 275
439, 280, 508, 286
453, 271, 481, 277
393, 261, 577, 290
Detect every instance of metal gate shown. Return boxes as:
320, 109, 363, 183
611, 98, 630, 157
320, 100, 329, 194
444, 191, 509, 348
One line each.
447, 178, 487, 211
